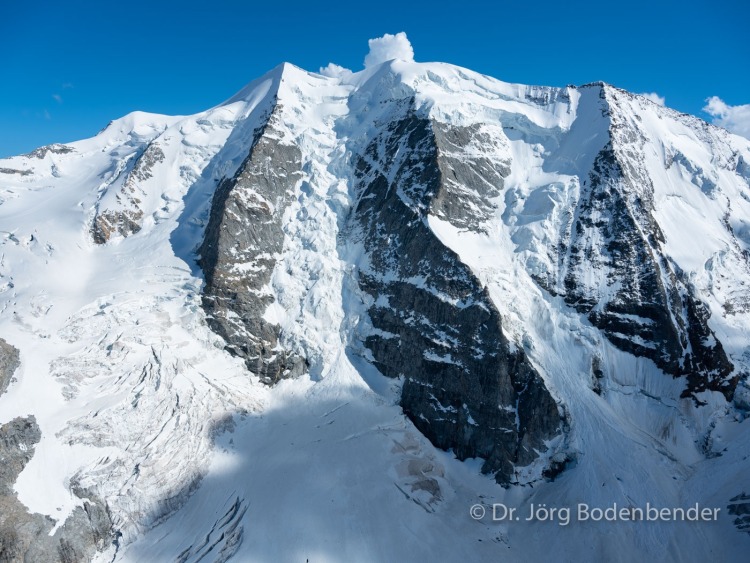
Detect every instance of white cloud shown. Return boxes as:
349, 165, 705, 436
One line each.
364, 32, 415, 68
703, 96, 750, 140
639, 92, 665, 106
319, 63, 352, 79
52, 93, 63, 104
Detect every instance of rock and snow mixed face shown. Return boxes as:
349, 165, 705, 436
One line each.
1, 37, 750, 562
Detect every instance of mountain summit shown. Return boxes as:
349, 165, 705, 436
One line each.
1, 42, 750, 562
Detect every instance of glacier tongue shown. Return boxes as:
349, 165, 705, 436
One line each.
0, 58, 749, 562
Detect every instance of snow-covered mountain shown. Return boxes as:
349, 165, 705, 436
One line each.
2, 50, 750, 563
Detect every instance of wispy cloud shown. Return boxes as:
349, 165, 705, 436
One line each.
639, 92, 665, 106
52, 93, 63, 104
703, 97, 750, 140
43, 109, 51, 120
62, 82, 74, 89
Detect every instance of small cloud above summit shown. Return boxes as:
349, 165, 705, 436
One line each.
319, 63, 352, 79
319, 33, 415, 77
639, 92, 665, 106
703, 96, 750, 140
364, 32, 415, 68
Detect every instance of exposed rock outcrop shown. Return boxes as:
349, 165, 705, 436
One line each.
199, 105, 307, 384
24, 144, 74, 160
556, 86, 736, 401
349, 102, 562, 484
430, 120, 509, 229
0, 338, 20, 397
729, 493, 750, 535
0, 416, 113, 563
0, 168, 32, 176
92, 143, 165, 244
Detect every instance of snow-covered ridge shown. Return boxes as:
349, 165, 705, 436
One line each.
1, 57, 750, 562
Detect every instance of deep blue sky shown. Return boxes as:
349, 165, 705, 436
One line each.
1, 0, 747, 157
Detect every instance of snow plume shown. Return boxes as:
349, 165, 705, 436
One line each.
364, 32, 414, 68
319, 63, 352, 78
703, 96, 750, 140
640, 92, 665, 106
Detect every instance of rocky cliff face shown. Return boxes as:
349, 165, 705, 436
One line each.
0, 416, 113, 563
0, 338, 20, 397
0, 345, 112, 563
346, 102, 561, 483
198, 104, 308, 384
92, 142, 166, 244
532, 85, 739, 401
193, 85, 564, 483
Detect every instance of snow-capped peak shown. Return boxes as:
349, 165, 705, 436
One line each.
1, 41, 750, 563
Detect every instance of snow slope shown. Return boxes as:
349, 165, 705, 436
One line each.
1, 58, 749, 562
